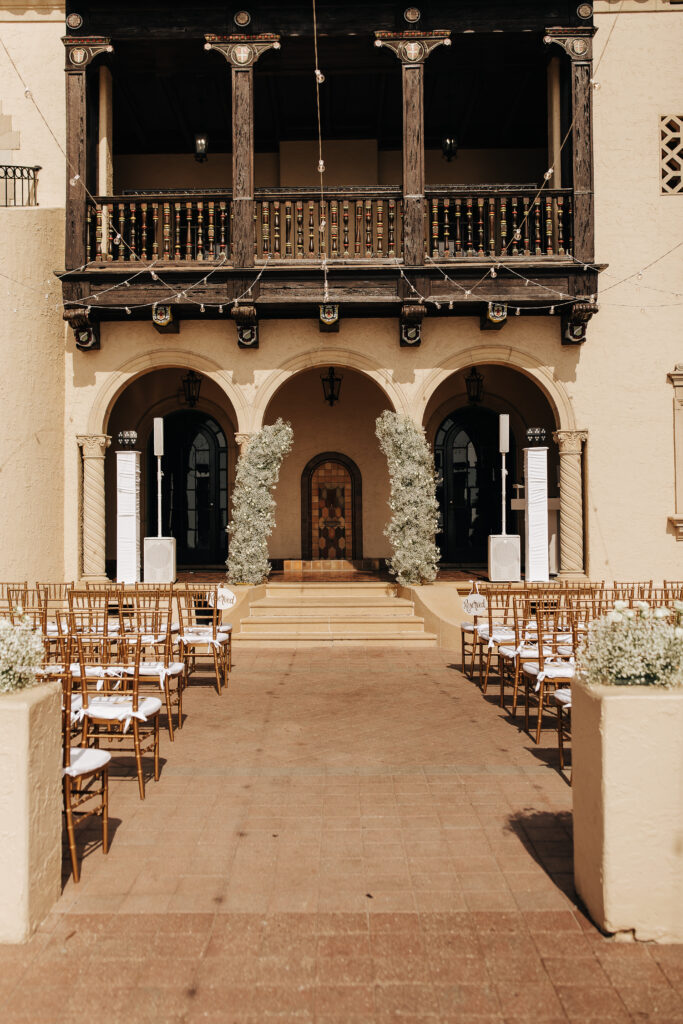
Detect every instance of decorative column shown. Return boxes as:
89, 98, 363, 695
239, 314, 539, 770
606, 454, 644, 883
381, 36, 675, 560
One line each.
204, 34, 281, 269
544, 26, 596, 264
553, 429, 589, 578
374, 30, 451, 267
62, 37, 113, 274
77, 434, 111, 581
667, 366, 683, 538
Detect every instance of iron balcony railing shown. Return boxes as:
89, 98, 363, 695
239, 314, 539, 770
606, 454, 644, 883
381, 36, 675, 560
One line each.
0, 165, 41, 207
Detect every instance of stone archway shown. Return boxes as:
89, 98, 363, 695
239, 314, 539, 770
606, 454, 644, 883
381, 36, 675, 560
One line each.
301, 452, 363, 561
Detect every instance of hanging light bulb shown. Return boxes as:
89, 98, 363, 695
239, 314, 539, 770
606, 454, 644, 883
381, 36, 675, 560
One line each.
515, 307, 521, 316
490, 267, 497, 278
69, 174, 80, 186
124, 279, 130, 287
24, 88, 32, 99
151, 271, 158, 281
200, 303, 205, 313
318, 159, 325, 173
544, 168, 554, 181
219, 305, 224, 313
114, 233, 122, 245
465, 289, 471, 297
125, 306, 131, 315
524, 279, 530, 287
550, 306, 555, 315
448, 301, 454, 310
315, 69, 325, 84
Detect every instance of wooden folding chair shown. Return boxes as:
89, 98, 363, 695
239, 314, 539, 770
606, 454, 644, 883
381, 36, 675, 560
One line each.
176, 587, 230, 695
120, 592, 185, 740
522, 602, 576, 744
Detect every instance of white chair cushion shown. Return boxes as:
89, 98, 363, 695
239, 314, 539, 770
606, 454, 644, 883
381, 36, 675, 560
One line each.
553, 688, 572, 708
498, 644, 550, 660
77, 694, 162, 730
135, 661, 185, 689
460, 622, 476, 633
64, 746, 111, 778
181, 629, 231, 647
522, 661, 575, 690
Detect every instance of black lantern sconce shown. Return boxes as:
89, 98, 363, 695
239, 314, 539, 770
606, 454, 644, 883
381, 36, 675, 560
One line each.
181, 370, 202, 408
465, 366, 484, 404
321, 366, 343, 407
194, 133, 209, 163
441, 136, 458, 162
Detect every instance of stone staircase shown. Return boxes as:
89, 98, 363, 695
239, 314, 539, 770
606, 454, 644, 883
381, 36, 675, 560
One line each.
233, 582, 438, 647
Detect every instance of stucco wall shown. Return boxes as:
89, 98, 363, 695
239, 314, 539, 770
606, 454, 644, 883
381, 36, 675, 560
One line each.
576, 9, 683, 580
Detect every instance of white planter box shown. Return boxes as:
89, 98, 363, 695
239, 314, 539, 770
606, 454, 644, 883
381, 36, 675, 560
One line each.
573, 678, 683, 942
0, 681, 62, 943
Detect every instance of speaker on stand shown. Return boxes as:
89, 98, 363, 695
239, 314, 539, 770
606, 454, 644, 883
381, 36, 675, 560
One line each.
488, 414, 521, 582
143, 416, 177, 583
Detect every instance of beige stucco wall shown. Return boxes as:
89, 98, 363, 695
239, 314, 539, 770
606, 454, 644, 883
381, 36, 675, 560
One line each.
576, 9, 683, 580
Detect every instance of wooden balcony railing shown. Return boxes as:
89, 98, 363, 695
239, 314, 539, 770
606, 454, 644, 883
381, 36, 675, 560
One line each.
425, 187, 573, 259
86, 186, 574, 267
88, 192, 232, 263
254, 187, 403, 261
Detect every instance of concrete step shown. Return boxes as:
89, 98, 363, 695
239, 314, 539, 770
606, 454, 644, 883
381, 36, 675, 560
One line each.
240, 614, 426, 634
265, 583, 398, 599
249, 597, 414, 617
233, 630, 438, 647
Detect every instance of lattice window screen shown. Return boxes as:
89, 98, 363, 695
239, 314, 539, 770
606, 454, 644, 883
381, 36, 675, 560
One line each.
661, 115, 683, 194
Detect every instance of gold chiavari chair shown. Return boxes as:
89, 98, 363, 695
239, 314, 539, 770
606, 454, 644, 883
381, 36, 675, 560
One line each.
75, 632, 161, 800
498, 594, 550, 716
0, 581, 28, 616
176, 587, 230, 695
68, 588, 117, 636
664, 580, 683, 602
477, 585, 515, 693
36, 582, 73, 600
120, 592, 185, 740
51, 638, 111, 882
6, 586, 44, 630
553, 688, 572, 775
522, 601, 576, 744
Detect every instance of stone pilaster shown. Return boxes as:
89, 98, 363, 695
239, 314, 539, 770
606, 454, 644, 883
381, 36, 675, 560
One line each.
77, 434, 111, 580
667, 365, 683, 538
553, 429, 588, 578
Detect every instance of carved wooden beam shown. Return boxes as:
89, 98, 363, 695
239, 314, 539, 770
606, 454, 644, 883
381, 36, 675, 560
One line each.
63, 36, 113, 72
205, 34, 281, 271
544, 26, 596, 264
375, 30, 451, 269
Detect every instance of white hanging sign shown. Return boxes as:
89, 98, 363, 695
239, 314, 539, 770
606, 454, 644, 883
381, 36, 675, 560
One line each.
462, 583, 488, 617
524, 447, 550, 582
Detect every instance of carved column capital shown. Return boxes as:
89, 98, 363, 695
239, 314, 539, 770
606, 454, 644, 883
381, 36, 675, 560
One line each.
553, 429, 589, 455
667, 365, 683, 389
543, 26, 595, 63
63, 36, 113, 72
234, 433, 254, 455
374, 30, 451, 63
204, 34, 280, 67
77, 434, 111, 459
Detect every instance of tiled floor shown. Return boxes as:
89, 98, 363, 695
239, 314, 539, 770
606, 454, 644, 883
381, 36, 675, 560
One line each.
3, 648, 683, 1023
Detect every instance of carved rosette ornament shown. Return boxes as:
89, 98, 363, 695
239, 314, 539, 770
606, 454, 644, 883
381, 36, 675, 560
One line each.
62, 36, 113, 71
374, 29, 451, 63
204, 33, 281, 67
77, 434, 111, 580
553, 429, 589, 578
543, 26, 595, 63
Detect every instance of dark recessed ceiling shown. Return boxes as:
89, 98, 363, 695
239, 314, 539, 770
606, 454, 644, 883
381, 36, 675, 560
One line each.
112, 33, 549, 155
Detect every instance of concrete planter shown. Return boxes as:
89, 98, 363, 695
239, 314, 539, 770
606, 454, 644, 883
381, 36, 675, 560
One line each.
0, 681, 62, 943
572, 677, 683, 942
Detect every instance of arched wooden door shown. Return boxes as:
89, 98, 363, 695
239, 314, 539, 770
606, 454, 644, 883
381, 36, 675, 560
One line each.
301, 453, 363, 560
434, 407, 515, 566
148, 411, 228, 566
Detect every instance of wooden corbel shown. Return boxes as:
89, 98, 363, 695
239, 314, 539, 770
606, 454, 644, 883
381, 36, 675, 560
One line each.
204, 33, 280, 67
543, 26, 596, 63
374, 30, 451, 63
63, 36, 113, 71
65, 308, 99, 351
152, 304, 179, 334
232, 304, 259, 348
480, 302, 508, 332
562, 299, 598, 345
399, 303, 426, 347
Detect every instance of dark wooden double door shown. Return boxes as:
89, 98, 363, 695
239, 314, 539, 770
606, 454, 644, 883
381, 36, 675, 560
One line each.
435, 407, 515, 566
148, 411, 228, 566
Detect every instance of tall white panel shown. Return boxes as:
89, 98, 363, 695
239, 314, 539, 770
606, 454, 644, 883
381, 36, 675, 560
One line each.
116, 450, 141, 584
524, 447, 549, 582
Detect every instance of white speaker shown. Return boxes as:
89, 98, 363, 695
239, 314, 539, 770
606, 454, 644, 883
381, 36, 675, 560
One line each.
143, 537, 176, 583
153, 417, 164, 458
499, 414, 510, 454
488, 534, 521, 583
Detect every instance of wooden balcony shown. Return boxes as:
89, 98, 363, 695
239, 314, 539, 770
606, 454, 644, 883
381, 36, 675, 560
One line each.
87, 185, 573, 267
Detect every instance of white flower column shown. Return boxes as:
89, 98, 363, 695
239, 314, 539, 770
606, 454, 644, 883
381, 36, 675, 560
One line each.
553, 429, 588, 579
77, 434, 111, 581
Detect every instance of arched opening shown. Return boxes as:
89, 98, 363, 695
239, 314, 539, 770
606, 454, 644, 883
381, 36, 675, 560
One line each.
148, 411, 228, 566
424, 363, 559, 570
105, 367, 237, 574
301, 452, 363, 561
263, 366, 393, 561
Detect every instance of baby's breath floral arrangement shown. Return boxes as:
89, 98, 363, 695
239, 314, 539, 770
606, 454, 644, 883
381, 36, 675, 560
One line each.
376, 411, 440, 586
226, 419, 294, 585
577, 601, 683, 688
0, 616, 44, 693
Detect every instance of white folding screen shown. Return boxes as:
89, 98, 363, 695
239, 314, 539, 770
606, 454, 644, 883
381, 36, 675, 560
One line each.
116, 450, 141, 584
524, 447, 549, 582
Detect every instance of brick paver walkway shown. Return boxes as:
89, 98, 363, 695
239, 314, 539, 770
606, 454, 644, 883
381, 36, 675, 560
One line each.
2, 649, 683, 1022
